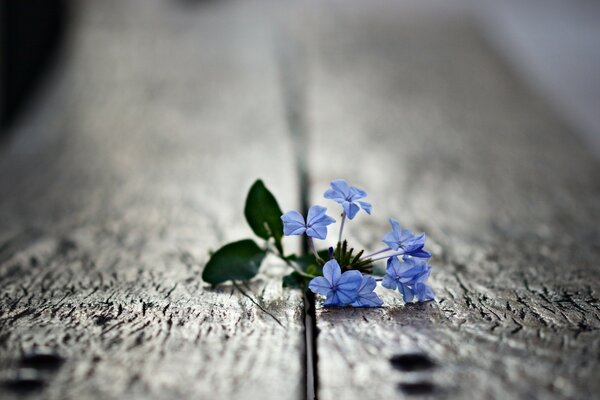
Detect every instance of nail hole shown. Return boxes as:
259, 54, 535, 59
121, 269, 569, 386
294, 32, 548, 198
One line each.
57, 238, 77, 255
21, 348, 65, 370
397, 381, 436, 395
94, 314, 113, 326
390, 353, 435, 372
3, 368, 46, 392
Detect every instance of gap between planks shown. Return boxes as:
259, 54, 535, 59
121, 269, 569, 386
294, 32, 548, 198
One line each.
275, 17, 319, 400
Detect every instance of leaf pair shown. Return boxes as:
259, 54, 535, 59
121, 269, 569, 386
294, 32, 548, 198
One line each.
202, 180, 284, 285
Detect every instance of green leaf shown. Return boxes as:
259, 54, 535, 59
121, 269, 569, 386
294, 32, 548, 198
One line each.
202, 239, 267, 285
244, 180, 284, 253
294, 251, 329, 276
282, 272, 306, 289
306, 263, 321, 277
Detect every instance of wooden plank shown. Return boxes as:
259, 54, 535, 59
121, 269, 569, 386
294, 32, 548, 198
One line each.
303, 2, 600, 399
0, 1, 304, 399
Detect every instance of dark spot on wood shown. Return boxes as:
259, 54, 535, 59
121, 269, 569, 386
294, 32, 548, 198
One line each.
390, 353, 435, 372
21, 348, 65, 370
57, 238, 77, 255
397, 381, 436, 395
0, 332, 10, 346
3, 368, 46, 392
94, 314, 113, 326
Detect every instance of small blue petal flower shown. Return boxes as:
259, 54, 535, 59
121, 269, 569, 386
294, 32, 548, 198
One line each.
324, 179, 372, 220
308, 259, 362, 307
382, 257, 435, 303
385, 256, 431, 284
382, 218, 430, 258
351, 275, 384, 307
281, 206, 335, 240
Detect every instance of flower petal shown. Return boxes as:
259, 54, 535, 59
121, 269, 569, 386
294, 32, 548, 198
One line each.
386, 256, 402, 278
335, 271, 361, 305
409, 248, 431, 259
401, 232, 428, 256
357, 275, 377, 295
413, 265, 431, 283
281, 210, 305, 224
306, 205, 327, 225
389, 218, 402, 234
391, 257, 430, 284
281, 211, 306, 236
284, 225, 307, 236
398, 283, 414, 303
323, 188, 345, 202
349, 186, 367, 201
330, 179, 350, 197
324, 291, 341, 307
306, 225, 327, 240
322, 259, 341, 285
311, 214, 336, 227
381, 274, 397, 290
307, 205, 335, 235
352, 275, 383, 307
358, 201, 372, 214
414, 283, 435, 302
308, 277, 331, 295
337, 270, 362, 291
383, 231, 400, 250
352, 291, 384, 307
336, 287, 359, 305
344, 202, 361, 220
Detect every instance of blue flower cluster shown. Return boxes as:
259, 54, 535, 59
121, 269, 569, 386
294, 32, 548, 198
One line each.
280, 179, 435, 307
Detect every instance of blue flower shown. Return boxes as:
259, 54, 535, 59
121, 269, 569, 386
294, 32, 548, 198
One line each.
351, 275, 384, 307
281, 206, 335, 240
324, 179, 372, 220
308, 259, 362, 306
382, 218, 431, 258
382, 257, 435, 303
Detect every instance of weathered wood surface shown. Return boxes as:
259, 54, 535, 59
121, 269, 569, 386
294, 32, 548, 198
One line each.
0, 1, 305, 399
304, 2, 600, 399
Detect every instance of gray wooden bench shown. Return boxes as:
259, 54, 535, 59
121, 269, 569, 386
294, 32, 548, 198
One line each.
1, 1, 598, 399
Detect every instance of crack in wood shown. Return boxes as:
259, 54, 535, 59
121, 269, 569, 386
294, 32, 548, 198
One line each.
232, 281, 284, 328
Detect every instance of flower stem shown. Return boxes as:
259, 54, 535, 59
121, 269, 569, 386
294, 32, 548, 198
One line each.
362, 247, 392, 259
268, 245, 316, 279
287, 260, 316, 278
338, 212, 346, 243
369, 250, 405, 263
306, 237, 321, 262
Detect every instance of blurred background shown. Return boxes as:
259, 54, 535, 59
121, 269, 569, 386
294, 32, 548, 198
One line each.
2, 0, 600, 155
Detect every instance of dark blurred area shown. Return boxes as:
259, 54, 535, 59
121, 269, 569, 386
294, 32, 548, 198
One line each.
1, 0, 599, 153
1, 0, 69, 132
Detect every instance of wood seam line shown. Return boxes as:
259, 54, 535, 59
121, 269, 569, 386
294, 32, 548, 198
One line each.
274, 29, 318, 400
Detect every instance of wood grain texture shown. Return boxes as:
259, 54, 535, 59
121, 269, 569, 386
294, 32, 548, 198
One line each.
0, 1, 304, 399
304, 2, 600, 399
